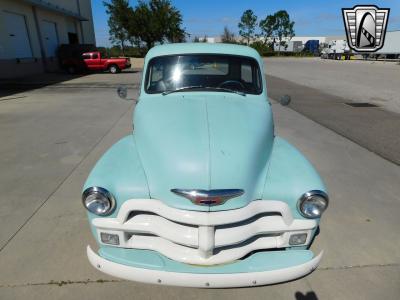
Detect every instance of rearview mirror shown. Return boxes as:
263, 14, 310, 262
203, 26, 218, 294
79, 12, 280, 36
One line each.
279, 95, 291, 106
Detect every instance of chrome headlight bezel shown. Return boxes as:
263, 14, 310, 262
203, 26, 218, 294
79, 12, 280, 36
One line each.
82, 187, 116, 216
297, 190, 329, 219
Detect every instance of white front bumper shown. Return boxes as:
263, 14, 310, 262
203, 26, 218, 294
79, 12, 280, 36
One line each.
87, 246, 323, 288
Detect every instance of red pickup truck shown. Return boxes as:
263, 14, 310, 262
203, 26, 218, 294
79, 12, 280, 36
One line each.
61, 51, 131, 74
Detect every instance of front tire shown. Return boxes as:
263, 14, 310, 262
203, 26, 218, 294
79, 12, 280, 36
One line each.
109, 64, 120, 74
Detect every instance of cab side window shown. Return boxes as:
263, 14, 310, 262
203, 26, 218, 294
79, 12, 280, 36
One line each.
241, 63, 252, 83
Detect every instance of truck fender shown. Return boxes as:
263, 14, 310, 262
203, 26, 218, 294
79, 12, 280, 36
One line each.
262, 137, 327, 219
83, 135, 150, 220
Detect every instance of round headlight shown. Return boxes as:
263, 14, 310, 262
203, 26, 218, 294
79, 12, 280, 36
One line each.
298, 190, 329, 219
82, 187, 115, 216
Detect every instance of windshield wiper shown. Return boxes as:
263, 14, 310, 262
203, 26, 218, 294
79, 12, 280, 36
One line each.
162, 86, 204, 95
207, 87, 246, 96
162, 86, 246, 96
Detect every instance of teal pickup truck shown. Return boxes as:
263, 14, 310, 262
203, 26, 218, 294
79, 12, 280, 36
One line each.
82, 43, 329, 288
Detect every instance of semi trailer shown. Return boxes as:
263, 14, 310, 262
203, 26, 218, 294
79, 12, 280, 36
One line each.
320, 40, 351, 60
365, 31, 400, 60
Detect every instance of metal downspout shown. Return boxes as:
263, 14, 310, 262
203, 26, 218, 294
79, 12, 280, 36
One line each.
76, 0, 85, 43
32, 5, 47, 72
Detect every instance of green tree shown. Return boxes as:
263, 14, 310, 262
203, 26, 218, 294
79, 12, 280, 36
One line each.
259, 14, 276, 47
272, 10, 295, 54
193, 36, 200, 43
238, 9, 257, 45
221, 26, 235, 43
129, 0, 186, 50
103, 0, 131, 56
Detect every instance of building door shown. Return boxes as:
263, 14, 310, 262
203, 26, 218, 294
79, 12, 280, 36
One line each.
3, 12, 33, 58
66, 19, 79, 44
68, 32, 79, 44
42, 21, 59, 57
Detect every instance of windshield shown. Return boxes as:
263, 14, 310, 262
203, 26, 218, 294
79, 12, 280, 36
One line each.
145, 54, 262, 95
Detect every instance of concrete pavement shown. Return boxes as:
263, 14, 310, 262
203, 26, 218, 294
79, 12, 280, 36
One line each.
0, 69, 400, 299
264, 57, 400, 114
267, 75, 400, 166
0, 71, 141, 251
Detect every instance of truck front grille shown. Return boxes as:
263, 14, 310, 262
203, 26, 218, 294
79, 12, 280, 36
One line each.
92, 199, 317, 265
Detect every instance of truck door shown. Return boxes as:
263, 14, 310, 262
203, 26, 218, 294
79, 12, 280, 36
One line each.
82, 53, 93, 69
91, 52, 102, 70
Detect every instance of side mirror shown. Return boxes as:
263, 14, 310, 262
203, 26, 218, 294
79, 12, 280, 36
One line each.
117, 86, 128, 100
279, 95, 291, 106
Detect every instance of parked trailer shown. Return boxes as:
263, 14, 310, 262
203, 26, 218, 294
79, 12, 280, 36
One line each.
320, 40, 351, 60
364, 31, 400, 60
273, 40, 304, 52
303, 40, 319, 55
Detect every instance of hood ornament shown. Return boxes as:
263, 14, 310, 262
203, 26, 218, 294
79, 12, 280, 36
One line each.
171, 189, 244, 206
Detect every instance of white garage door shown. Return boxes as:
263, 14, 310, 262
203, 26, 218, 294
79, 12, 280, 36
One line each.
42, 21, 59, 57
3, 12, 33, 58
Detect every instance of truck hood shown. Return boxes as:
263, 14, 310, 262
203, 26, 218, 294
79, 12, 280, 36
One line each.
133, 93, 274, 211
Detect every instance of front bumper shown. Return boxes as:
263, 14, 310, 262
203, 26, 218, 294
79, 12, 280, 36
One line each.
87, 246, 322, 288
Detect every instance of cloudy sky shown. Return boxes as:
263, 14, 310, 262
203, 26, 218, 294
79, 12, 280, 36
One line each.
93, 0, 400, 46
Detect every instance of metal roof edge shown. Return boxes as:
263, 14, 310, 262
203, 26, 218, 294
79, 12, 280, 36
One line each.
23, 0, 88, 21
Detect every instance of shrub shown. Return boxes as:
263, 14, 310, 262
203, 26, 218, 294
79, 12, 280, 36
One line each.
250, 41, 273, 56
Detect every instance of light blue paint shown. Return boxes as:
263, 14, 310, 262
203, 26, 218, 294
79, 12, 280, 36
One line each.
99, 247, 315, 274
144, 43, 263, 65
83, 135, 149, 222
133, 93, 274, 212
83, 43, 327, 254
262, 137, 327, 219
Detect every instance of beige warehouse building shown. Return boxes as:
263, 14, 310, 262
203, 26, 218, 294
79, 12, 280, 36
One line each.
0, 0, 96, 78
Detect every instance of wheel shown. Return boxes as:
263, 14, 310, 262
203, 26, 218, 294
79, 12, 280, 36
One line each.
109, 64, 120, 74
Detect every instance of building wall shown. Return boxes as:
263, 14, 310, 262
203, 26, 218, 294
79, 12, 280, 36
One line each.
78, 0, 96, 45
325, 36, 346, 43
0, 0, 96, 79
209, 36, 348, 46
